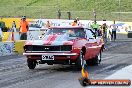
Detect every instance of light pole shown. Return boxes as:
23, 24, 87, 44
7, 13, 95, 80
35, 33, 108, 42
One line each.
93, 9, 96, 22
119, 0, 121, 21
94, 0, 96, 22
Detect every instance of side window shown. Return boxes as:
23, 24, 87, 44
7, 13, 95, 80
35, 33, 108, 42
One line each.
85, 29, 95, 39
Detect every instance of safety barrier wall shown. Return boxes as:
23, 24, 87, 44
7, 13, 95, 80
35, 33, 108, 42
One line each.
0, 30, 47, 56
0, 41, 14, 56
14, 40, 26, 54
0, 41, 26, 56
2, 31, 46, 42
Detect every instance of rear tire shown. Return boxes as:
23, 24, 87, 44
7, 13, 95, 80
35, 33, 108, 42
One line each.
27, 58, 36, 69
93, 51, 102, 65
86, 51, 102, 65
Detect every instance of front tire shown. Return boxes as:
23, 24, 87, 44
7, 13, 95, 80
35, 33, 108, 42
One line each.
27, 58, 36, 69
76, 50, 86, 70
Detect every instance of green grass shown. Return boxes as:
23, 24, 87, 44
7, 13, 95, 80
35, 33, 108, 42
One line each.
0, 0, 132, 21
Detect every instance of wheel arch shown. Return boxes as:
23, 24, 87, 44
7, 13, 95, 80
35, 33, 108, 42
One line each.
101, 44, 104, 52
81, 46, 86, 55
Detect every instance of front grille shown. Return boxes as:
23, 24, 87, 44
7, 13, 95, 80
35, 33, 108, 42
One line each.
24, 45, 72, 52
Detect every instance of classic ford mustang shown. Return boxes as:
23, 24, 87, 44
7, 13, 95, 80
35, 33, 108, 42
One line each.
23, 26, 104, 69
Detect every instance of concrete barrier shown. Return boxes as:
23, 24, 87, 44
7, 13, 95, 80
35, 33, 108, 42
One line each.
0, 31, 46, 55
14, 40, 26, 54
0, 41, 14, 56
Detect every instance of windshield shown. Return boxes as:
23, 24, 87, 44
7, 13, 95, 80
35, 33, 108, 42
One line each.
45, 28, 85, 38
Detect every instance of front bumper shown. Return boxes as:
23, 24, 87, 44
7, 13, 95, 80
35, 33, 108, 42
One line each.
23, 52, 78, 56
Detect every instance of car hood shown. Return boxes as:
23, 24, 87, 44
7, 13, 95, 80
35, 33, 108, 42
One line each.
25, 34, 74, 46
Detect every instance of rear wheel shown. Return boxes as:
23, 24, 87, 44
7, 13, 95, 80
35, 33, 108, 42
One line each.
27, 58, 36, 69
76, 50, 86, 70
86, 51, 102, 65
92, 51, 102, 65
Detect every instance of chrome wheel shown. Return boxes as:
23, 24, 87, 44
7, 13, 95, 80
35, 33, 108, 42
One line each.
76, 50, 86, 69
97, 51, 101, 64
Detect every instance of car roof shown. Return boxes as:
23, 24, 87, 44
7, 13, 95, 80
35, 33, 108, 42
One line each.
49, 26, 84, 29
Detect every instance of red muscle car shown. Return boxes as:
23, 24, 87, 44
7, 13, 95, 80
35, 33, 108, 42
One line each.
23, 26, 104, 69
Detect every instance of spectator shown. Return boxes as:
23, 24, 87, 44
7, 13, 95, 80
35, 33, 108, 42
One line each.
46, 21, 51, 28
12, 21, 16, 32
90, 21, 99, 37
111, 20, 118, 41
0, 21, 6, 32
107, 26, 112, 41
76, 17, 82, 26
57, 9, 61, 19
71, 19, 77, 26
19, 16, 29, 40
0, 27, 2, 38
98, 25, 103, 36
101, 22, 108, 42
101, 21, 109, 49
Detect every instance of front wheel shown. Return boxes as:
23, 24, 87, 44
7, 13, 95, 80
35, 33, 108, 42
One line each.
27, 58, 36, 69
76, 50, 86, 70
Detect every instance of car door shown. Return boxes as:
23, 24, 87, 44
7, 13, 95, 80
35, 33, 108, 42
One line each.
84, 29, 100, 60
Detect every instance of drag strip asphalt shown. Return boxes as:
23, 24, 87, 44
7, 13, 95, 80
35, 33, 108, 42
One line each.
0, 34, 132, 88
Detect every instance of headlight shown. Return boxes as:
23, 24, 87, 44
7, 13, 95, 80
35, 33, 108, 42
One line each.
24, 45, 33, 52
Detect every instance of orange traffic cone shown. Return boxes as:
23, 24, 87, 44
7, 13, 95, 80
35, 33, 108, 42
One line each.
81, 67, 89, 78
11, 32, 14, 41
79, 67, 91, 86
